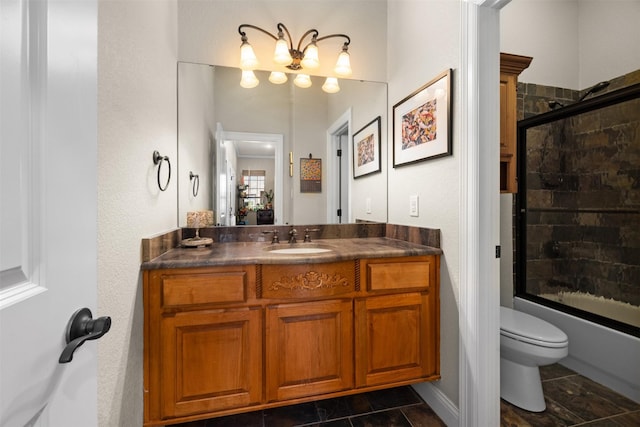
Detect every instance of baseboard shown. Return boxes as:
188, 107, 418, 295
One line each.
411, 382, 459, 427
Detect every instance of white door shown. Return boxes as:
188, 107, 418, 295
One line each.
0, 0, 99, 425
227, 162, 236, 226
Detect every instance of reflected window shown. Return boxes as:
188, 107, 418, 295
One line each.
242, 170, 265, 209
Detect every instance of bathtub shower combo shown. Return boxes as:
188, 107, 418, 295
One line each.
515, 76, 640, 402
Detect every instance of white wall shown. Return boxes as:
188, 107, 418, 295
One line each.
387, 0, 461, 408
578, 0, 640, 88
501, 0, 579, 89
501, 0, 640, 90
97, 1, 178, 425
177, 0, 387, 82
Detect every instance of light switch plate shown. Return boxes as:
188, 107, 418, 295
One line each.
409, 195, 419, 217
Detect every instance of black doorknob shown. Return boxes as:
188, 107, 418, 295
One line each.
59, 307, 111, 364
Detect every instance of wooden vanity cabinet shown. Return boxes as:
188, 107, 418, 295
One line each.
160, 306, 262, 418
356, 256, 439, 387
143, 255, 440, 426
266, 299, 354, 401
144, 265, 261, 424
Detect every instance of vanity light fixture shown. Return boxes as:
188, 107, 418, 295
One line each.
238, 22, 352, 93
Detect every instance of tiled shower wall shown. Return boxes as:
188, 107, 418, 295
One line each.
517, 70, 640, 307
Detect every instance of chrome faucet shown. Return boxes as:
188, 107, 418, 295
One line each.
262, 230, 279, 244
303, 228, 320, 242
288, 228, 297, 244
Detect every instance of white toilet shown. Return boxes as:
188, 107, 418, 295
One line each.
500, 306, 569, 412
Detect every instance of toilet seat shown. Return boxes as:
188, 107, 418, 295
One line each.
500, 307, 568, 348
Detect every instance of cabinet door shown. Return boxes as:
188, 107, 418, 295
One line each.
500, 72, 517, 193
355, 292, 438, 387
266, 299, 353, 402
160, 307, 262, 418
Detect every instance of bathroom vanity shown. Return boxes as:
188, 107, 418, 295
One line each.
141, 226, 441, 426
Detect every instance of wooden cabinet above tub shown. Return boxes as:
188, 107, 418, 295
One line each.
143, 255, 440, 426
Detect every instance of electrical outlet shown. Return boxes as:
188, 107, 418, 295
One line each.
409, 195, 419, 217
366, 197, 372, 214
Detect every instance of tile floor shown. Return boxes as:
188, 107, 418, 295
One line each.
501, 364, 640, 427
173, 364, 640, 427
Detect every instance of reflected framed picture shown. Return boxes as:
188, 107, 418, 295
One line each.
300, 157, 322, 193
353, 116, 382, 179
393, 68, 452, 167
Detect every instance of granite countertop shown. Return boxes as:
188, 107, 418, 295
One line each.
141, 237, 442, 270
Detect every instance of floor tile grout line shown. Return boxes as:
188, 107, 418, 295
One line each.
568, 410, 637, 427
543, 395, 587, 426
541, 373, 579, 383
293, 402, 425, 427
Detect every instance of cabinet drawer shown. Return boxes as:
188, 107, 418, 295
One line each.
161, 272, 247, 308
364, 256, 432, 292
260, 261, 356, 299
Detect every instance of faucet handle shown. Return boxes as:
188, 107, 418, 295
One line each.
303, 228, 320, 242
262, 230, 280, 244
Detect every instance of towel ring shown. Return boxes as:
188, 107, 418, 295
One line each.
189, 171, 199, 197
153, 151, 171, 191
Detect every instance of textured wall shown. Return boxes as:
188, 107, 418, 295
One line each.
387, 0, 461, 407
520, 70, 640, 312
97, 1, 178, 426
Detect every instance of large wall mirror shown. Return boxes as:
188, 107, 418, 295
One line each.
177, 62, 388, 228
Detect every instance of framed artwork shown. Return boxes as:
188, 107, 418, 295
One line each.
352, 116, 382, 179
300, 157, 322, 193
393, 68, 452, 167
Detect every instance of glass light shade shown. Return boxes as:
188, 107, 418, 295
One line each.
322, 77, 340, 93
334, 50, 352, 77
273, 38, 292, 65
293, 74, 312, 88
240, 42, 259, 70
269, 71, 288, 84
300, 43, 320, 69
240, 70, 259, 88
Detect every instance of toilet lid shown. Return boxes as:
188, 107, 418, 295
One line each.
500, 307, 568, 348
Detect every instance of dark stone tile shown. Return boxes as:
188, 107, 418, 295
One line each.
315, 394, 372, 420
206, 410, 264, 427
577, 411, 640, 427
350, 409, 412, 427
542, 377, 628, 421
174, 420, 209, 427
576, 418, 620, 427
502, 395, 585, 427
500, 399, 535, 427
607, 410, 640, 427
566, 376, 640, 412
401, 403, 447, 426
264, 402, 320, 427
540, 363, 577, 381
306, 419, 353, 427
365, 386, 422, 411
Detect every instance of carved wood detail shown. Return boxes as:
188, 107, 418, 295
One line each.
269, 271, 350, 291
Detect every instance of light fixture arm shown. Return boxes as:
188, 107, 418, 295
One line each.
238, 23, 350, 71
238, 24, 279, 42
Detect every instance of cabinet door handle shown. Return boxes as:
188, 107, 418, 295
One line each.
59, 308, 111, 364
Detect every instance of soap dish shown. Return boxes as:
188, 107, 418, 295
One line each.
181, 237, 213, 247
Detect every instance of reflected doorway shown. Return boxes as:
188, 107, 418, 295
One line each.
327, 110, 352, 223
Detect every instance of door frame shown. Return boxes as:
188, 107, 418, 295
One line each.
326, 109, 352, 224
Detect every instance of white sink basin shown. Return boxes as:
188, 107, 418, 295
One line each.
267, 247, 333, 255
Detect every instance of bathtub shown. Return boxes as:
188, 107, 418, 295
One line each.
514, 297, 640, 403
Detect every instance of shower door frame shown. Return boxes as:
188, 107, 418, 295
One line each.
515, 83, 640, 338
